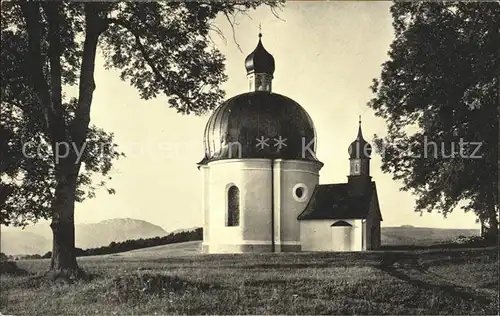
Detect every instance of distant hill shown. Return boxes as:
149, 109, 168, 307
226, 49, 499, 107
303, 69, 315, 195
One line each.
1, 218, 167, 255
100, 226, 482, 258
0, 231, 51, 255
0, 221, 480, 256
107, 241, 202, 258
381, 226, 480, 246
169, 227, 200, 235
74, 218, 167, 248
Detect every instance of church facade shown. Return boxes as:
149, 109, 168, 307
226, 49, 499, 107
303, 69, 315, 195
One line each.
197, 33, 382, 253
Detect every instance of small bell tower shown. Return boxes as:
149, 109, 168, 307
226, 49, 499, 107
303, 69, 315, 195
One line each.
347, 116, 372, 193
244, 26, 275, 93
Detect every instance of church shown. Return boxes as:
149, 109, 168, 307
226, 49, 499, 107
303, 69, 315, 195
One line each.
197, 33, 382, 253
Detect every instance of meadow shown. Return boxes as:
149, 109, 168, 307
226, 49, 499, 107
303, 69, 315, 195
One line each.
1, 241, 498, 315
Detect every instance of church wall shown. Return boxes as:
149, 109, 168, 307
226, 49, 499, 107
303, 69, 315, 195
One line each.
365, 190, 381, 250
203, 159, 273, 253
240, 159, 273, 242
300, 219, 363, 251
275, 160, 321, 251
352, 220, 363, 251
364, 216, 371, 250
201, 165, 210, 246
374, 191, 382, 248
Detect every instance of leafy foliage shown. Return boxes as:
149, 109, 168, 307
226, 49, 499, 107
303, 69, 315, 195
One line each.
369, 2, 499, 232
1, 98, 122, 226
1, 1, 282, 230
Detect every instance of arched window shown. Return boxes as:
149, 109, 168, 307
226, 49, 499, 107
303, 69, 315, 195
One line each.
227, 186, 240, 227
331, 221, 352, 227
353, 161, 360, 174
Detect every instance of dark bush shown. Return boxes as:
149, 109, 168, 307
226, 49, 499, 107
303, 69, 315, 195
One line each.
78, 227, 203, 257
19, 254, 42, 260
0, 260, 29, 276
6, 228, 203, 260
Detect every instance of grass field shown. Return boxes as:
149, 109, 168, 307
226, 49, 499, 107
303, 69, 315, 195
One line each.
380, 227, 479, 246
1, 241, 498, 315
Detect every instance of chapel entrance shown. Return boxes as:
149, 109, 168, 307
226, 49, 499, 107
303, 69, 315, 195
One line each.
331, 221, 353, 251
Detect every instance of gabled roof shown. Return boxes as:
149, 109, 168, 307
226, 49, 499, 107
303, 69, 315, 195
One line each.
297, 181, 379, 220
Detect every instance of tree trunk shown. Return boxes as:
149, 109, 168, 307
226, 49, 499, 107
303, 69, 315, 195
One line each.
480, 218, 486, 238
483, 207, 499, 244
18, 2, 107, 280
495, 72, 500, 244
45, 2, 107, 281
48, 166, 83, 280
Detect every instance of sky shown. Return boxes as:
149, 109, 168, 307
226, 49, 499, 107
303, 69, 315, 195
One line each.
8, 1, 480, 233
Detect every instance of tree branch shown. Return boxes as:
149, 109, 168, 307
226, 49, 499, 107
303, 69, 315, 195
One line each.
208, 23, 228, 46
0, 183, 15, 211
41, 3, 67, 147
224, 12, 242, 53
71, 3, 108, 153
18, 1, 58, 143
270, 6, 285, 22
107, 17, 194, 107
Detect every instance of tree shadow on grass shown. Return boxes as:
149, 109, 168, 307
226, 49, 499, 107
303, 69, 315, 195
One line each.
228, 259, 382, 270
235, 263, 354, 269
376, 252, 493, 307
0, 260, 30, 277
8, 268, 104, 290
243, 278, 290, 286
105, 273, 223, 303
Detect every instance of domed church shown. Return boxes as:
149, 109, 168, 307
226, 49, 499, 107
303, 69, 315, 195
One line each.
198, 33, 382, 253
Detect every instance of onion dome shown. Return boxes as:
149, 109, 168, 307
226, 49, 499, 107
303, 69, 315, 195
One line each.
244, 33, 275, 77
198, 91, 319, 165
348, 117, 372, 159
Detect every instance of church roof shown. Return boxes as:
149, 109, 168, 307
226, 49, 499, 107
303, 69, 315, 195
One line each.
244, 33, 275, 77
198, 91, 320, 165
348, 118, 372, 159
297, 182, 380, 220
198, 31, 320, 167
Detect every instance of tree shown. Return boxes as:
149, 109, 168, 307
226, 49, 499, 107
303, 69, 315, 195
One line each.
369, 2, 499, 241
1, 1, 282, 279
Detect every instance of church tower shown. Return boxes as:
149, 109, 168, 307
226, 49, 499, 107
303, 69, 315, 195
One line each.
198, 32, 323, 253
245, 32, 275, 92
347, 117, 372, 194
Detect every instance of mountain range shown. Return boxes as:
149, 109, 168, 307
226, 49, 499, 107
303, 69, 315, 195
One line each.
0, 218, 479, 256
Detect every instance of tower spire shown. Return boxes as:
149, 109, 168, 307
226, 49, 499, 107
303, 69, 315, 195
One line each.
348, 115, 372, 160
244, 25, 275, 92
348, 115, 372, 182
357, 115, 363, 139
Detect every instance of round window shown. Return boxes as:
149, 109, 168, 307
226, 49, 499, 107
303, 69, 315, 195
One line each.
292, 183, 308, 202
295, 187, 304, 198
